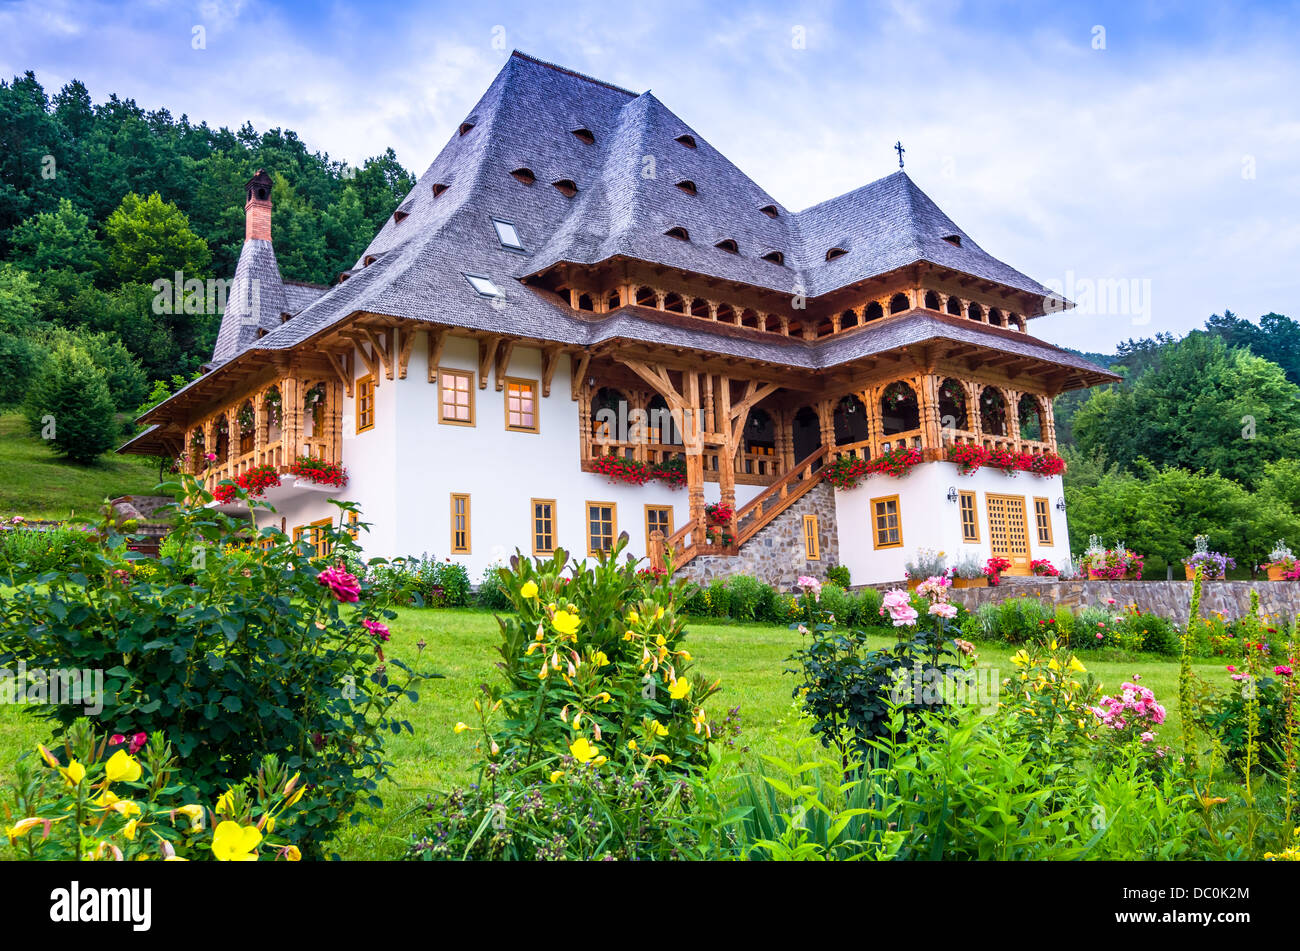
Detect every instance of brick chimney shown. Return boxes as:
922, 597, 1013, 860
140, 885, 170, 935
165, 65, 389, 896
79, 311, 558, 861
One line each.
244, 169, 273, 241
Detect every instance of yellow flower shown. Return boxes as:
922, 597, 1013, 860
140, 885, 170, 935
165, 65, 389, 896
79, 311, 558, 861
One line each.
454, 722, 469, 734
36, 745, 60, 769
627, 740, 637, 750
627, 611, 640, 625
215, 789, 236, 817
177, 804, 204, 829
552, 609, 582, 637
212, 821, 262, 861
650, 719, 668, 737
679, 650, 692, 662
647, 754, 670, 765
669, 678, 691, 700
5, 816, 46, 845
283, 785, 305, 809
569, 737, 599, 764
593, 651, 609, 667
1048, 639, 1058, 651
595, 691, 611, 704
520, 580, 539, 599
110, 800, 142, 819
655, 607, 665, 620
93, 789, 120, 809
1068, 656, 1087, 674
123, 819, 138, 841
60, 760, 86, 786
1010, 650, 1030, 668
105, 749, 143, 784
549, 770, 564, 783
283, 845, 301, 861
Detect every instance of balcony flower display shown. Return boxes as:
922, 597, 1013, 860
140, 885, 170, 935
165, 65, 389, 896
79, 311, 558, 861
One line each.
1181, 534, 1234, 580
288, 457, 348, 488
650, 455, 687, 488
825, 446, 923, 488
213, 464, 282, 504
943, 444, 1066, 478
590, 453, 684, 488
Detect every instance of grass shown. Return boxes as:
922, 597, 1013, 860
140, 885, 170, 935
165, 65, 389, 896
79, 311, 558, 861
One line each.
0, 410, 161, 520
0, 606, 1226, 861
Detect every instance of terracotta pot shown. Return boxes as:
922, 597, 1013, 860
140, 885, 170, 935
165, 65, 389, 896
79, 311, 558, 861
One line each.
906, 579, 920, 591
1267, 565, 1289, 582
952, 576, 988, 589
1185, 565, 1220, 581
1088, 568, 1105, 580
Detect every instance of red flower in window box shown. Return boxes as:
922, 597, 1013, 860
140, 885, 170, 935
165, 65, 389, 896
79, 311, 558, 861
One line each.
213, 464, 282, 503
288, 457, 348, 488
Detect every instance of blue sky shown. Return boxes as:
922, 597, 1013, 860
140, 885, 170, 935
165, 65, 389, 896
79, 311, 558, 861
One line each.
2, 0, 1298, 353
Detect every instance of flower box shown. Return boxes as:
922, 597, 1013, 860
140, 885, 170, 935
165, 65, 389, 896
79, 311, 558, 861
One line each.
952, 576, 988, 589
1267, 565, 1288, 582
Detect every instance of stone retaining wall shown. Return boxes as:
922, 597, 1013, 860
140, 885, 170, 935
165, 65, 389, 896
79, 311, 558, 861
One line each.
936, 577, 1300, 625
678, 483, 839, 590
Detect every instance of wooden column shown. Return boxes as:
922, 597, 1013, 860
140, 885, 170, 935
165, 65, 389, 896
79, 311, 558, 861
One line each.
777, 408, 796, 473
684, 371, 706, 545
716, 377, 737, 540
1006, 388, 1021, 446
816, 399, 836, 457
919, 374, 942, 451
1042, 396, 1058, 452
967, 380, 984, 443
283, 376, 302, 464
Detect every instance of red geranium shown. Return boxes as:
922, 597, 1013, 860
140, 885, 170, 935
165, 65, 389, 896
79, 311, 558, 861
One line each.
289, 457, 348, 488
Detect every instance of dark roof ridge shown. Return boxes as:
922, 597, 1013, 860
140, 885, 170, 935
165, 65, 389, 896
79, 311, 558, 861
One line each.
509, 50, 640, 98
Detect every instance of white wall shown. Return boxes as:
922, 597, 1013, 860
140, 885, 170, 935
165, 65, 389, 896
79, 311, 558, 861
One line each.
323, 330, 761, 580
834, 462, 1070, 585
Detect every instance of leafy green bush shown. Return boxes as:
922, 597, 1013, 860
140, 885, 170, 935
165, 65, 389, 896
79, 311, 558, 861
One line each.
0, 477, 425, 859
476, 561, 513, 610
851, 587, 885, 628
706, 578, 731, 619
826, 564, 851, 588
726, 575, 767, 621
818, 583, 853, 626
23, 344, 117, 464
0, 524, 97, 576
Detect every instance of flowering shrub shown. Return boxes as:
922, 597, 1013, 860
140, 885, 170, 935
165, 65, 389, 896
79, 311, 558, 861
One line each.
704, 502, 734, 546
984, 556, 1011, 585
824, 446, 923, 488
288, 456, 348, 488
1030, 558, 1058, 576
213, 463, 282, 504
0, 477, 424, 858
1001, 638, 1100, 763
4, 718, 304, 861
1079, 547, 1144, 580
946, 443, 987, 475
1182, 549, 1235, 579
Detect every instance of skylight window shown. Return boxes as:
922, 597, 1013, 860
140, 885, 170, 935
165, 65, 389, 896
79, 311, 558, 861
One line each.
759, 204, 779, 218
571, 128, 595, 145
493, 218, 525, 251
465, 274, 503, 298
675, 134, 697, 148
826, 247, 847, 261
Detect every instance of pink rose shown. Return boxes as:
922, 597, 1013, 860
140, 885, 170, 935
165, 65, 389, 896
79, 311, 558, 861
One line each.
318, 566, 361, 603
108, 734, 125, 746
128, 732, 147, 754
928, 602, 958, 619
363, 618, 391, 642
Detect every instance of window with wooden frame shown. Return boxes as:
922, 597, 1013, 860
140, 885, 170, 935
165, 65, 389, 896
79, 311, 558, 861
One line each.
450, 493, 471, 553
586, 501, 616, 556
959, 491, 979, 543
293, 518, 334, 559
532, 499, 556, 555
438, 368, 474, 425
802, 514, 820, 560
645, 505, 673, 545
1033, 497, 1053, 545
871, 495, 903, 549
505, 378, 539, 432
356, 374, 375, 433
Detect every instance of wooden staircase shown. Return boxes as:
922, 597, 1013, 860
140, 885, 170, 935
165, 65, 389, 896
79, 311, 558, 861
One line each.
658, 447, 829, 571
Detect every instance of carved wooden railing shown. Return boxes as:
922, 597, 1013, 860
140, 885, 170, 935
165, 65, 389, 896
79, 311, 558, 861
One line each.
734, 446, 829, 548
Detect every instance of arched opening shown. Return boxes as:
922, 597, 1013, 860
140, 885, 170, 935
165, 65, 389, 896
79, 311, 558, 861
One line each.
889, 293, 909, 314
606, 289, 621, 310
552, 179, 578, 198
571, 128, 596, 145
762, 313, 782, 333
648, 394, 676, 445
815, 318, 835, 338
213, 415, 229, 460
938, 378, 969, 431
1009, 313, 1024, 331
263, 387, 282, 444
760, 204, 779, 218
634, 286, 657, 308
664, 226, 689, 241
237, 400, 255, 454
792, 406, 822, 462
715, 303, 735, 323
924, 290, 941, 310
864, 301, 884, 322
663, 293, 686, 314
761, 250, 785, 265
880, 381, 919, 435
675, 133, 697, 148
980, 386, 1008, 437
592, 387, 628, 443
739, 308, 759, 328
744, 407, 775, 455
690, 298, 711, 319
715, 238, 738, 254
833, 394, 869, 446
989, 308, 1005, 327
840, 309, 859, 329
303, 383, 326, 440
946, 296, 963, 316
826, 247, 847, 261
967, 302, 984, 322
1018, 393, 1045, 442
510, 167, 535, 185
576, 293, 595, 312
675, 180, 698, 195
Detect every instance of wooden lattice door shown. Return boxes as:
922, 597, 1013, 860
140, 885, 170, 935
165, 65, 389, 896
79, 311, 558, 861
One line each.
986, 494, 1031, 574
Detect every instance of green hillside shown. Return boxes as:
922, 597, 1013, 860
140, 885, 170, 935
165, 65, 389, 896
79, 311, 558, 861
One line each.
0, 411, 160, 520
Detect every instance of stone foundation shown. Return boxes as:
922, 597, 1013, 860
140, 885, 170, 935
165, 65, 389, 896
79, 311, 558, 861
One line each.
939, 576, 1300, 625
678, 483, 839, 590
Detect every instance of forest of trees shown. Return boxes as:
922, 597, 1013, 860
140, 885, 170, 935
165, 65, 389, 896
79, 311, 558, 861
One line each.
0, 70, 414, 461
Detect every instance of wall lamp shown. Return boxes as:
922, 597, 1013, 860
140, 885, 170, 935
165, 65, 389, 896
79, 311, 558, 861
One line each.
946, 486, 959, 503
1056, 497, 1067, 512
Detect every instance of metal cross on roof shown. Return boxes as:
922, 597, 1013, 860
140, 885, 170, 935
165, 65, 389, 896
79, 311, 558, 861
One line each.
894, 140, 905, 168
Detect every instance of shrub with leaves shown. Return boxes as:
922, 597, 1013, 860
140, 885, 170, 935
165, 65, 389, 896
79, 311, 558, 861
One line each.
0, 477, 425, 858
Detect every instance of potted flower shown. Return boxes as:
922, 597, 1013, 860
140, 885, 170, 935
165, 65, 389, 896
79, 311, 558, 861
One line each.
950, 552, 987, 588
984, 556, 1012, 586
1263, 540, 1296, 582
1182, 534, 1234, 580
903, 548, 947, 590
1030, 558, 1058, 577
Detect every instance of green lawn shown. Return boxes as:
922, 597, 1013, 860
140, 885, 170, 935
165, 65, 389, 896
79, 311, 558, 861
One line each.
0, 410, 161, 520
0, 607, 1225, 860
